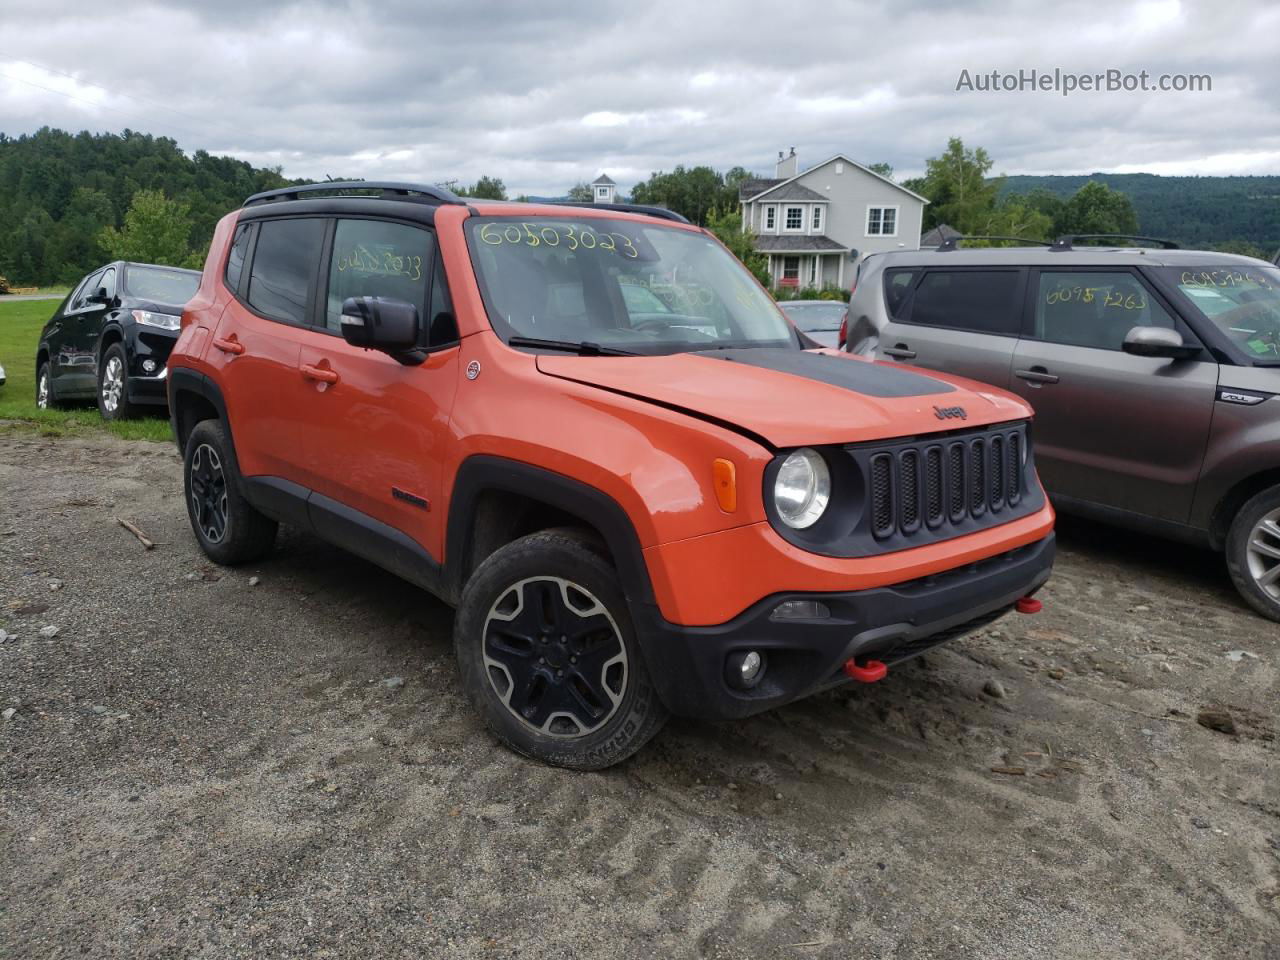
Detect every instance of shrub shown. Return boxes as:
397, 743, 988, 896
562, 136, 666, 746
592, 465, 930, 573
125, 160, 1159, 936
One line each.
772, 283, 850, 302
0, 274, 9, 295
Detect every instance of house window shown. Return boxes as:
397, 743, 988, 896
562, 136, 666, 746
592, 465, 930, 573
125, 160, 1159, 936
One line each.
811, 206, 823, 232
785, 206, 803, 231
866, 206, 898, 237
782, 256, 801, 282
596, 186, 609, 198
764, 206, 776, 230
809, 257, 820, 284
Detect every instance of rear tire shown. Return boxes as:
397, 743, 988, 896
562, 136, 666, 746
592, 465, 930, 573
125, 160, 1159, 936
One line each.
454, 529, 668, 769
1225, 484, 1280, 622
182, 419, 277, 565
97, 343, 136, 421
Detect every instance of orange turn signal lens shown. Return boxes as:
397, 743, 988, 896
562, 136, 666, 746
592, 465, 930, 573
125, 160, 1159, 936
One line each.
713, 458, 737, 513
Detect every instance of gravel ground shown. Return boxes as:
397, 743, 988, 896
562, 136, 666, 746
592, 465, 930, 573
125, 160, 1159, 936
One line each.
1, 430, 1277, 959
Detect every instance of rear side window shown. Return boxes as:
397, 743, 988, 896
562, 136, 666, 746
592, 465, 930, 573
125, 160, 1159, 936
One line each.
247, 218, 326, 325
225, 223, 251, 294
1034, 271, 1175, 350
324, 219, 433, 332
907, 270, 1022, 335
882, 268, 917, 319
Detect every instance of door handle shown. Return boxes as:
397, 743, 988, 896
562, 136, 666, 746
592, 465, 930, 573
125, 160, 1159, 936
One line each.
883, 344, 916, 360
1015, 367, 1059, 385
301, 363, 339, 385
212, 337, 245, 356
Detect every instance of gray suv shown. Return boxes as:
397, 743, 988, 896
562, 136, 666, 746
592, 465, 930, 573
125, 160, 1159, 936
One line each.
845, 238, 1280, 620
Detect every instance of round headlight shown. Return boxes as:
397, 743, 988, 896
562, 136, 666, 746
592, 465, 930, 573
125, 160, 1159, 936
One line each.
773, 448, 831, 529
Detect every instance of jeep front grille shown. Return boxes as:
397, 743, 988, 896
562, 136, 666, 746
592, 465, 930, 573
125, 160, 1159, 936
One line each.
859, 422, 1030, 545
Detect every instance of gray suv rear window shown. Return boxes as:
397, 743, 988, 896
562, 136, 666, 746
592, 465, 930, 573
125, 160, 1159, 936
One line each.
907, 270, 1022, 335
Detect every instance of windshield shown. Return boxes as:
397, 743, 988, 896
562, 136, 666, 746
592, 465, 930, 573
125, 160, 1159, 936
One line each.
780, 301, 847, 332
1160, 266, 1280, 362
125, 265, 200, 305
466, 217, 795, 354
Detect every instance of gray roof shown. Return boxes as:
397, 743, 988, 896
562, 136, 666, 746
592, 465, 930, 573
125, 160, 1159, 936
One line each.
591, 173, 616, 185
739, 178, 783, 200
868, 246, 1271, 268
920, 224, 962, 246
754, 235, 848, 253
753, 181, 827, 202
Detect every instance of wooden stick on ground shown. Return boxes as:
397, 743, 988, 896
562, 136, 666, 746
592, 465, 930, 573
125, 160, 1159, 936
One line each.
116, 517, 155, 550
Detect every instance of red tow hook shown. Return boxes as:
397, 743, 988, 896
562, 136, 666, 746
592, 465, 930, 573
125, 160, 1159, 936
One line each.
1015, 596, 1043, 614
843, 658, 888, 683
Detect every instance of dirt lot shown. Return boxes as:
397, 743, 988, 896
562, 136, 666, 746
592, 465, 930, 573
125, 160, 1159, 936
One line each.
1, 430, 1276, 959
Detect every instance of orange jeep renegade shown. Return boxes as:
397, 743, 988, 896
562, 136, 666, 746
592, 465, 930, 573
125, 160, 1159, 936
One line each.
168, 182, 1055, 769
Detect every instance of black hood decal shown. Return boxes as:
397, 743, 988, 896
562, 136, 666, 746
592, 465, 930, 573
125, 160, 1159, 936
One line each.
695, 348, 956, 398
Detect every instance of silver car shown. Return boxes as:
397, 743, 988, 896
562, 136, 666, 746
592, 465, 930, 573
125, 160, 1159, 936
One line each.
779, 299, 848, 349
845, 238, 1280, 620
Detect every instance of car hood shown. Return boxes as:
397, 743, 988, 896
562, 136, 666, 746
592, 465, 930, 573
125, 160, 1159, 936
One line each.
536, 347, 1032, 448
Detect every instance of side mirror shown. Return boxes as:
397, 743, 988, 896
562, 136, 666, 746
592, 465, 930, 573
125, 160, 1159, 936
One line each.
85, 287, 111, 308
340, 296, 420, 356
1122, 326, 1200, 360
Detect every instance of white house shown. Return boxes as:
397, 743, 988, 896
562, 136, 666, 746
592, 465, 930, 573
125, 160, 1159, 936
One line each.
739, 148, 928, 289
591, 174, 617, 203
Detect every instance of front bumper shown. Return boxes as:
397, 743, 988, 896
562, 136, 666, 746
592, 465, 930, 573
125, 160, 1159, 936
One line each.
633, 532, 1055, 719
126, 328, 178, 405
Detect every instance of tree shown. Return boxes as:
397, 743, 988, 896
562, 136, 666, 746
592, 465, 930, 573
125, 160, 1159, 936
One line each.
867, 162, 895, 180
630, 165, 748, 226
457, 175, 507, 200
1054, 181, 1139, 237
566, 182, 594, 202
98, 189, 196, 267
967, 199, 1054, 243
706, 208, 769, 287
908, 138, 1002, 232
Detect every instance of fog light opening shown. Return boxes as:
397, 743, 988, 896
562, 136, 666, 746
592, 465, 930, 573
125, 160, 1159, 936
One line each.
726, 650, 766, 690
770, 599, 831, 621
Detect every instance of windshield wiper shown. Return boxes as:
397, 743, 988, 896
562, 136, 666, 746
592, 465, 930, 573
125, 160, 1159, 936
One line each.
507, 336, 638, 357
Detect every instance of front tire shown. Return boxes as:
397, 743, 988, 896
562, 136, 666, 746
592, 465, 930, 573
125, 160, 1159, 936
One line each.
454, 529, 669, 769
97, 343, 135, 420
36, 361, 57, 409
1225, 485, 1280, 622
182, 419, 277, 565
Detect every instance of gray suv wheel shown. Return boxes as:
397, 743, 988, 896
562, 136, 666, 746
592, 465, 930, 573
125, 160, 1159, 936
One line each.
1226, 485, 1280, 622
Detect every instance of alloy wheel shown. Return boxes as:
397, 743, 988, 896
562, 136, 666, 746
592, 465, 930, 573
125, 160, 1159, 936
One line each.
101, 356, 124, 413
1245, 507, 1280, 601
189, 443, 229, 544
482, 576, 628, 738
37, 370, 49, 409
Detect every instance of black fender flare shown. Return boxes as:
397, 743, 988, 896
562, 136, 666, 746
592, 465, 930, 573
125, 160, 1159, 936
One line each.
166, 368, 240, 474
444, 455, 658, 616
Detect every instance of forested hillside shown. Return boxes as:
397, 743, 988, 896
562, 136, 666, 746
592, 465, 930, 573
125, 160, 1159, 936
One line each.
0, 128, 296, 285
1000, 173, 1280, 255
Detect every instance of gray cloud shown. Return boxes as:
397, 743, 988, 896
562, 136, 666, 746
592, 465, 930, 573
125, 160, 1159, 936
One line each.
2, 0, 1278, 196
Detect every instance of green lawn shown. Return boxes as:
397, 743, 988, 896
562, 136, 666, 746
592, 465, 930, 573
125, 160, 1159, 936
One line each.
0, 299, 173, 442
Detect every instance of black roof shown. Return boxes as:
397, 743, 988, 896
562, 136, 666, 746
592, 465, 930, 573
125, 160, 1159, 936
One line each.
739, 178, 784, 200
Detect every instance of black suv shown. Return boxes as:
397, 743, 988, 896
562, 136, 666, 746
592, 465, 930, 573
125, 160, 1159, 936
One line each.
35, 262, 200, 420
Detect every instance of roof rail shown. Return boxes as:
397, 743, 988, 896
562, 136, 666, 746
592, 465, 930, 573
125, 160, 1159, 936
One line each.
546, 201, 691, 225
1051, 234, 1179, 251
936, 235, 1047, 252
243, 181, 465, 208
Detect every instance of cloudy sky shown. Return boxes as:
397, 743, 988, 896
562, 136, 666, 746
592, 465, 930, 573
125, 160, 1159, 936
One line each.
2, 0, 1278, 195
